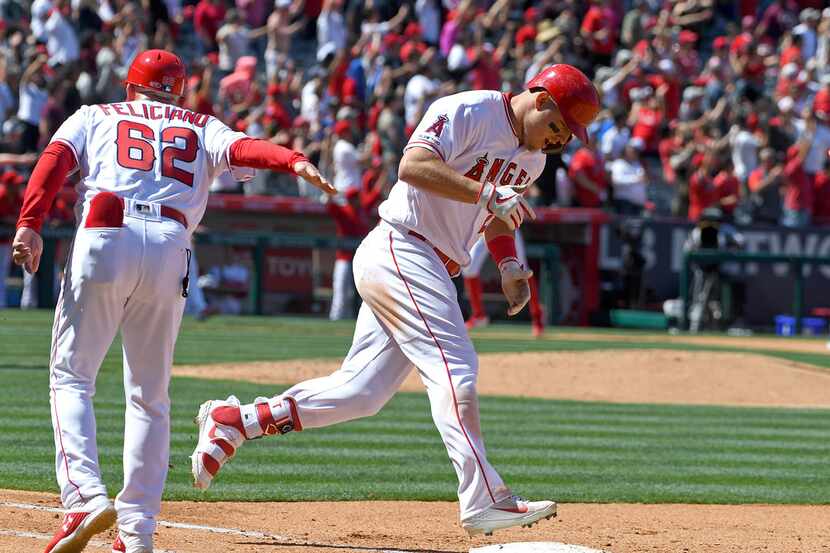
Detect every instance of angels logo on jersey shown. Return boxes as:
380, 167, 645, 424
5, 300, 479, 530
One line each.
425, 114, 449, 136
464, 154, 530, 189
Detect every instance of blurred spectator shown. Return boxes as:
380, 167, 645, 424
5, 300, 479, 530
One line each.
779, 33, 804, 69
813, 153, 830, 222
332, 118, 364, 194
264, 0, 306, 69
317, 0, 347, 59
620, 0, 646, 49
729, 113, 761, 185
0, 169, 24, 308
628, 85, 664, 158
608, 143, 647, 216
793, 8, 820, 61
403, 53, 439, 134
713, 160, 741, 219
568, 141, 607, 209
218, 55, 261, 115
747, 147, 784, 224
237, 0, 270, 29
216, 9, 262, 74
688, 152, 718, 221
817, 9, 830, 74
415, 0, 441, 47
326, 186, 370, 320
600, 106, 630, 162
580, 0, 617, 70
0, 55, 15, 130
781, 130, 814, 228
44, 0, 80, 66
768, 96, 799, 152
17, 54, 49, 152
675, 31, 701, 76
797, 111, 830, 188
758, 0, 799, 43
194, 0, 227, 53
30, 0, 53, 42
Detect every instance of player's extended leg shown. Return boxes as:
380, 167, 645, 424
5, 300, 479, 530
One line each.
44, 225, 137, 551
515, 230, 544, 337
115, 221, 188, 545
191, 299, 415, 488
462, 236, 489, 329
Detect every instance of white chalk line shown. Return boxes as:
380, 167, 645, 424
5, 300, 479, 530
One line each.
1, 501, 415, 553
0, 528, 174, 552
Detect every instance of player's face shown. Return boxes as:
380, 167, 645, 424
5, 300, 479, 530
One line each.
525, 94, 573, 154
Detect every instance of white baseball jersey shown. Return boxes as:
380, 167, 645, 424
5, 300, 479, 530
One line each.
51, 100, 252, 231
379, 90, 546, 266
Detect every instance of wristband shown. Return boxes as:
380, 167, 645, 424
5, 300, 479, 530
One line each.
487, 234, 518, 270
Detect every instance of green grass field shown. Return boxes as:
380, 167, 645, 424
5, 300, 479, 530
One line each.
1, 310, 829, 505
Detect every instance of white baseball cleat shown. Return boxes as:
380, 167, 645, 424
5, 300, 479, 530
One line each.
43, 497, 116, 553
111, 530, 153, 552
191, 396, 247, 490
462, 496, 557, 537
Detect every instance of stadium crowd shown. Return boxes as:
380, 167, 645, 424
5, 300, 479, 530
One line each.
1, 0, 830, 234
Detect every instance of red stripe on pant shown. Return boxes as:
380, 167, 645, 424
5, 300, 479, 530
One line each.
388, 232, 496, 503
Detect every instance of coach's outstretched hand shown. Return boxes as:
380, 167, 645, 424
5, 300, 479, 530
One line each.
499, 259, 533, 316
294, 160, 336, 195
12, 227, 43, 274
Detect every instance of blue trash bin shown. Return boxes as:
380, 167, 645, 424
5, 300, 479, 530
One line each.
801, 317, 827, 336
775, 315, 796, 336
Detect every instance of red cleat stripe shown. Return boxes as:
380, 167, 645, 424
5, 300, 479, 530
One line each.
202, 453, 220, 476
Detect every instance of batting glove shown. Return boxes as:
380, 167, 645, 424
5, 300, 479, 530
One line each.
499, 258, 533, 316
477, 183, 536, 231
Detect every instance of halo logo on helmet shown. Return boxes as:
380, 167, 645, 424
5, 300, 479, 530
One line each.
527, 64, 600, 145
126, 49, 186, 97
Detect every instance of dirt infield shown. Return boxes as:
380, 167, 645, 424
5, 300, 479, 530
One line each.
2, 489, 829, 552
5, 346, 830, 552
172, 350, 830, 407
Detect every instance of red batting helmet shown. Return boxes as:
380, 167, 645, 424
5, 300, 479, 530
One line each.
527, 64, 600, 145
126, 50, 186, 97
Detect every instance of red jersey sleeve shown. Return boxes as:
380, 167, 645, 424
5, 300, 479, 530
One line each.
17, 142, 77, 233
228, 138, 309, 174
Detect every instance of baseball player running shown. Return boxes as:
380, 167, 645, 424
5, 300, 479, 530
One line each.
463, 229, 546, 336
191, 65, 599, 536
12, 50, 334, 553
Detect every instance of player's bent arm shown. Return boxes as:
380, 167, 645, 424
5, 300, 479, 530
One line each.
398, 146, 481, 203
484, 217, 514, 243
16, 142, 77, 233
12, 141, 76, 274
400, 147, 534, 230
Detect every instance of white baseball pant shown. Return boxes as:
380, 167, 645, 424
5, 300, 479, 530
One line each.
281, 221, 511, 519
49, 198, 189, 535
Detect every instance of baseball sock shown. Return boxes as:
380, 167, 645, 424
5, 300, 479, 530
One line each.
529, 276, 543, 326
464, 277, 485, 319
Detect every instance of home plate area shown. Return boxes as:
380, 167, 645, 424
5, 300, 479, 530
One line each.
471, 542, 608, 553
